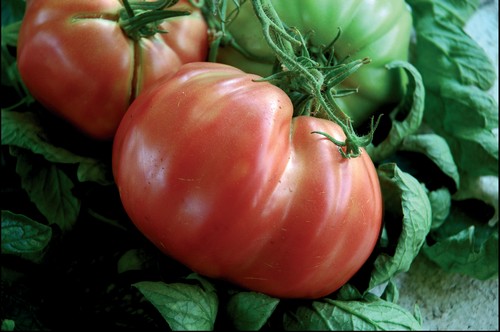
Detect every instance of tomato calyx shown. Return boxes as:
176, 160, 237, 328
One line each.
250, 0, 379, 158
119, 0, 191, 40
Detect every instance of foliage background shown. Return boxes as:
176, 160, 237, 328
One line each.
378, 0, 498, 329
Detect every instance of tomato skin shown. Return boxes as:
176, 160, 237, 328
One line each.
216, 0, 412, 125
112, 62, 383, 299
17, 0, 208, 140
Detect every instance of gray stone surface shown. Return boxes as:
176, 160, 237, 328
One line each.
387, 1, 499, 330
395, 256, 498, 330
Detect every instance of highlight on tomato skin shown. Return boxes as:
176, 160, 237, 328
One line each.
112, 62, 383, 299
16, 0, 209, 141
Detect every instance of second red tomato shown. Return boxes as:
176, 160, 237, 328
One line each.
17, 0, 208, 140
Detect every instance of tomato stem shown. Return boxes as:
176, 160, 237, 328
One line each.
201, 0, 271, 63
250, 0, 379, 158
119, 0, 191, 40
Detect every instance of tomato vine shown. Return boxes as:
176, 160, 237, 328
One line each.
204, 0, 381, 158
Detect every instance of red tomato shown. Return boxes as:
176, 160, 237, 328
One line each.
112, 62, 383, 299
17, 0, 208, 140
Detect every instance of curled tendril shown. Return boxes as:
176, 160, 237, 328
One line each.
250, 0, 378, 158
312, 115, 381, 158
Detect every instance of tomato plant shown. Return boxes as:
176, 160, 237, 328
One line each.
212, 0, 412, 125
16, 0, 208, 140
112, 62, 383, 299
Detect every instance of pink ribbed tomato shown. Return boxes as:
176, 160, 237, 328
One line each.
112, 62, 383, 299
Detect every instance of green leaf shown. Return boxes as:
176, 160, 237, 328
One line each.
10, 147, 80, 231
402, 11, 500, 275
1, 210, 52, 260
443, 122, 499, 178
1, 110, 111, 184
1, 0, 26, 27
283, 293, 422, 331
411, 18, 496, 90
226, 291, 279, 331
407, 0, 481, 26
1, 0, 30, 102
400, 133, 460, 189
380, 280, 399, 304
117, 248, 150, 274
367, 61, 425, 163
445, 129, 498, 179
1, 20, 21, 47
407, 0, 499, 181
335, 283, 363, 302
437, 0, 481, 24
424, 84, 498, 178
427, 187, 452, 230
133, 276, 218, 331
1, 21, 32, 103
439, 85, 497, 132
449, 85, 498, 126
422, 200, 499, 280
369, 163, 432, 289
1, 319, 15, 332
